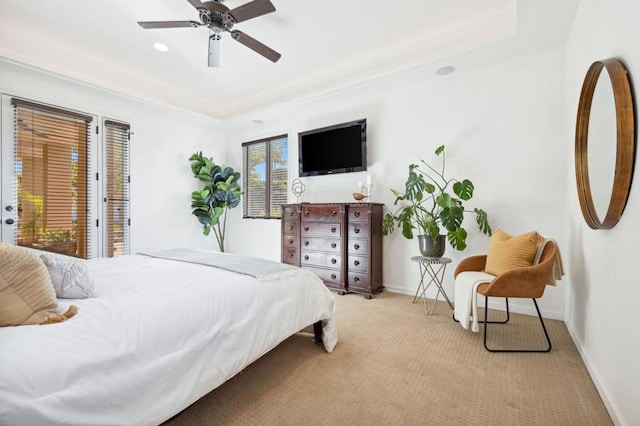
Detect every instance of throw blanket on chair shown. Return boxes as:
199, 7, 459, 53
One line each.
454, 238, 564, 332
453, 271, 495, 332
534, 238, 565, 286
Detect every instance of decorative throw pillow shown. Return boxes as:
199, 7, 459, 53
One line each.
39, 252, 97, 299
0, 243, 58, 326
485, 229, 542, 276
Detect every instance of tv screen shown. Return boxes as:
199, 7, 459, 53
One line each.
298, 119, 367, 177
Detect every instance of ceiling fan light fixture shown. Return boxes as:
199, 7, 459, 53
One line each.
208, 33, 222, 68
153, 42, 169, 52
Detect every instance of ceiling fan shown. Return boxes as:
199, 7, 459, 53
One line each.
138, 0, 280, 68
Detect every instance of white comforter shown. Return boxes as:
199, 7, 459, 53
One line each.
0, 253, 337, 426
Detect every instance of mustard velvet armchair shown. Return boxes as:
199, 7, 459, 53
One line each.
453, 241, 558, 353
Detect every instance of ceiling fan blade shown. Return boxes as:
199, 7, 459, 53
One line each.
208, 34, 222, 68
138, 21, 200, 29
185, 0, 204, 9
231, 30, 281, 63
227, 0, 275, 23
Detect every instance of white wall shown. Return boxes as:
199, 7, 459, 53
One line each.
224, 45, 568, 320
0, 59, 226, 254
565, 1, 640, 424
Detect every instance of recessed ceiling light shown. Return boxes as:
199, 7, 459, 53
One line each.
252, 119, 264, 124
153, 43, 169, 52
436, 66, 455, 76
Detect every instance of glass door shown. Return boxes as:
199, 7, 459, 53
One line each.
0, 95, 96, 258
1, 95, 18, 244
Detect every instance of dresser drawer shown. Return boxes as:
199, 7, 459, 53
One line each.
282, 205, 299, 218
348, 223, 370, 239
283, 233, 299, 248
302, 222, 341, 238
301, 237, 341, 253
282, 247, 299, 265
349, 206, 371, 222
347, 240, 369, 256
348, 271, 369, 290
301, 251, 342, 269
303, 266, 343, 285
302, 205, 343, 221
283, 220, 299, 234
347, 255, 368, 272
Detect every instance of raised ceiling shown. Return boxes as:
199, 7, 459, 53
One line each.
0, 0, 579, 121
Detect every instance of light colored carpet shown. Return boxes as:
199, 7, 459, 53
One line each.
164, 291, 611, 425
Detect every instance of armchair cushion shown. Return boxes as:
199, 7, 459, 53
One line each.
485, 229, 541, 276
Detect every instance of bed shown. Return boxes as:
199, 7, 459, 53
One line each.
0, 247, 337, 426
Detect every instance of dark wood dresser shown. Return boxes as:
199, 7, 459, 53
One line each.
281, 202, 383, 298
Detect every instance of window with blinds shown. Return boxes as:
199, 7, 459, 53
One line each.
104, 120, 130, 257
12, 98, 93, 259
242, 135, 288, 219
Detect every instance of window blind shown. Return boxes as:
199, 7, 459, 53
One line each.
242, 134, 288, 219
104, 120, 130, 257
12, 98, 93, 259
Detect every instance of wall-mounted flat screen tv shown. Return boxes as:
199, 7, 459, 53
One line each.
298, 118, 367, 177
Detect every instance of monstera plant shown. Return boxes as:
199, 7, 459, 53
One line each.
189, 151, 242, 252
382, 145, 492, 254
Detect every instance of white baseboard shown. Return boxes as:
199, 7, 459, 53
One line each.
565, 323, 624, 426
382, 285, 564, 320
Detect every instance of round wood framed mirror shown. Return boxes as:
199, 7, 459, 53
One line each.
575, 58, 636, 229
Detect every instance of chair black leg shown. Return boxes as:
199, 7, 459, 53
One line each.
483, 297, 552, 353
484, 297, 510, 324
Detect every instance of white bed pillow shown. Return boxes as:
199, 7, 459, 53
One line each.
39, 252, 97, 299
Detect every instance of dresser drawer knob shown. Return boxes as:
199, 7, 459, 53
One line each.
331, 211, 337, 217
304, 255, 310, 261
304, 226, 309, 232
289, 253, 294, 258
354, 260, 360, 266
304, 241, 309, 246
354, 210, 361, 217
289, 211, 294, 216
304, 211, 310, 216
331, 274, 337, 280
331, 242, 337, 249
289, 224, 294, 231
354, 227, 360, 234
354, 243, 360, 250
288, 238, 294, 244
331, 258, 337, 265
331, 227, 337, 233
354, 276, 360, 283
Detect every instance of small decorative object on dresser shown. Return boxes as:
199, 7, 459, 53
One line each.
291, 178, 306, 202
281, 202, 383, 298
352, 192, 367, 201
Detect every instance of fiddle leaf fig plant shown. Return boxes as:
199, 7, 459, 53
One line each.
382, 145, 492, 251
189, 151, 242, 252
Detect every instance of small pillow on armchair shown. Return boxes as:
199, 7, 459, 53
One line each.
485, 229, 541, 276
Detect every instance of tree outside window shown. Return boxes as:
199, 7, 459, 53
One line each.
242, 135, 288, 219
